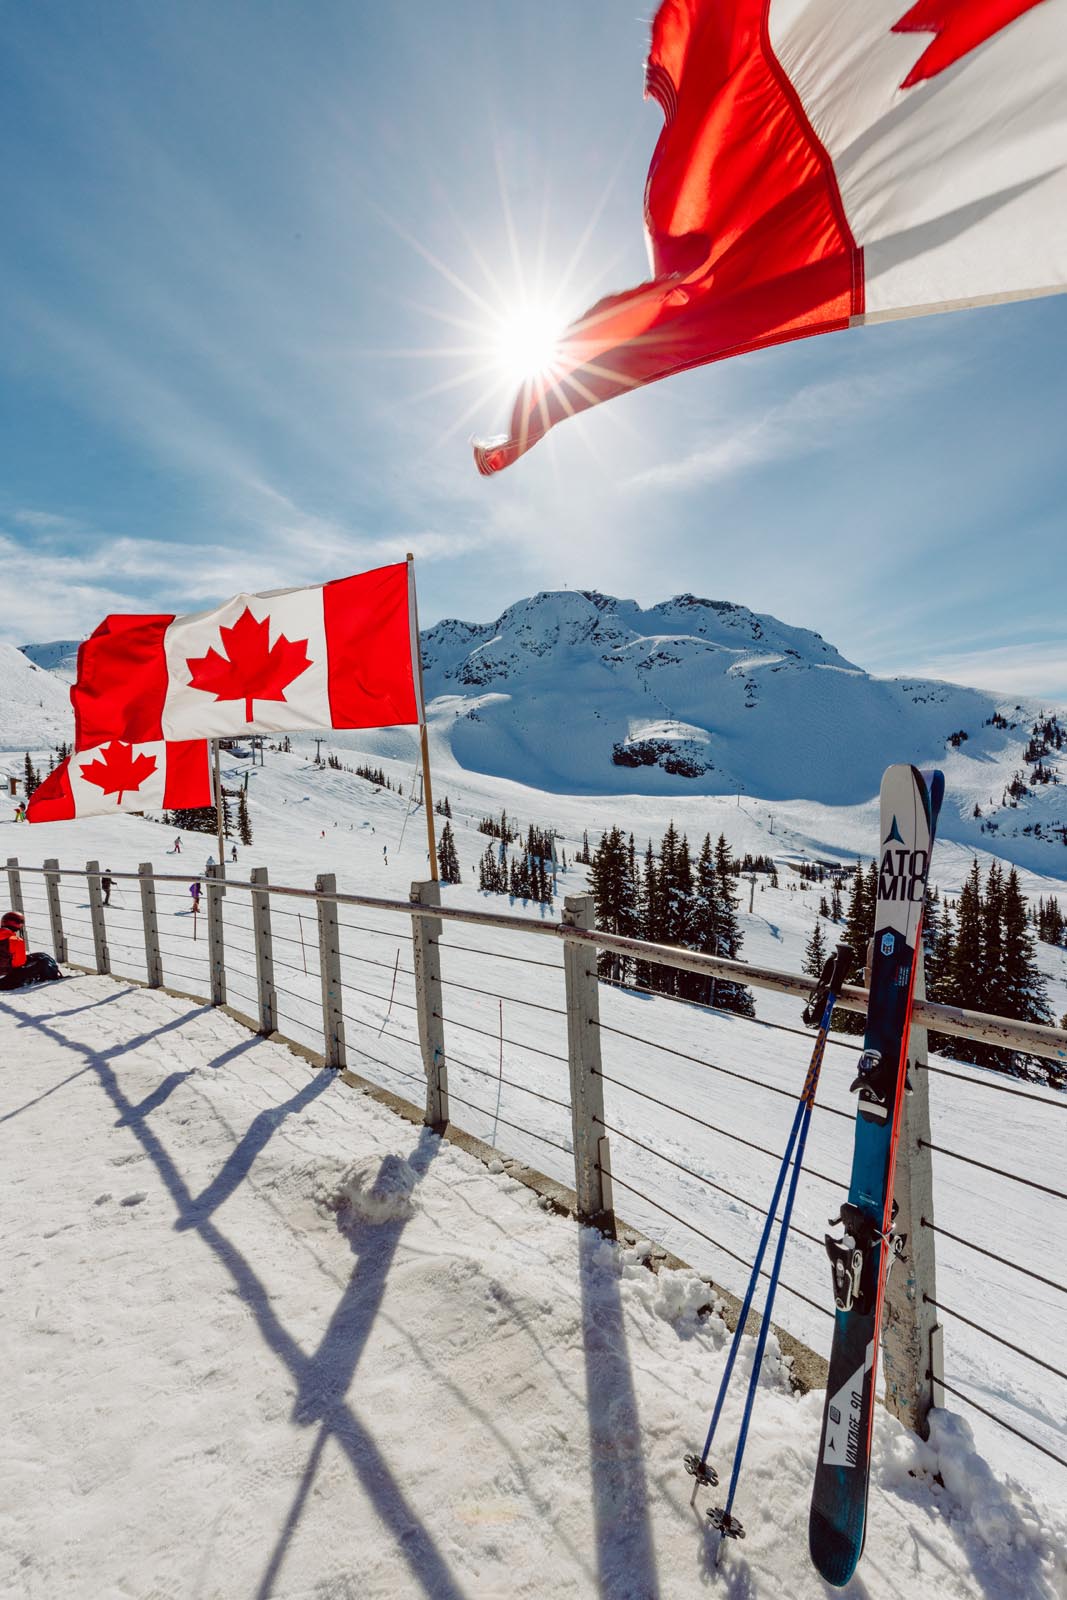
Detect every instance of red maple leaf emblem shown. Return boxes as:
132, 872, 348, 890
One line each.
892, 0, 1046, 88
80, 741, 158, 805
185, 607, 313, 723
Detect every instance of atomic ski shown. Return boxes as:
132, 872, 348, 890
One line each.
809, 764, 944, 1588
684, 944, 854, 1552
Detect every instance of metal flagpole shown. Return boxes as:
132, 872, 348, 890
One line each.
213, 740, 227, 891
406, 553, 439, 881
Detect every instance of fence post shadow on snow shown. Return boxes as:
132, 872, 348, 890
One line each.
8, 857, 1067, 1490
1, 993, 471, 1600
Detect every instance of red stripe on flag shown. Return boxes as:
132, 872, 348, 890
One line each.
323, 563, 421, 730
162, 741, 213, 808
473, 0, 862, 474
25, 760, 76, 823
72, 614, 173, 750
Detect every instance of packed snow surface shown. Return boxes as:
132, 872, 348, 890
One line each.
3, 978, 1065, 1599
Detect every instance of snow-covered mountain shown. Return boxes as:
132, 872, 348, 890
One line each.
17, 590, 1067, 874
19, 638, 82, 682
1, 641, 74, 752
420, 588, 1046, 795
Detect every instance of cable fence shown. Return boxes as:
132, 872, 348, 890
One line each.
5, 854, 1066, 1482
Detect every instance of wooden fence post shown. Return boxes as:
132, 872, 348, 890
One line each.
139, 863, 162, 988
43, 859, 67, 964
316, 872, 346, 1069
86, 860, 110, 975
410, 879, 448, 1129
6, 857, 24, 935
882, 946, 939, 1437
562, 893, 614, 1232
250, 866, 276, 1034
205, 863, 226, 1007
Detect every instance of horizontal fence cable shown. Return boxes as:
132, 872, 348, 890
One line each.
434, 1011, 568, 1064
928, 1373, 1067, 1471
431, 937, 564, 971
339, 976, 419, 1014
332, 944, 414, 978
923, 1295, 1067, 1383
345, 1041, 424, 1087
437, 975, 567, 1016
594, 1115, 823, 1247
917, 1059, 1067, 1109
444, 1047, 573, 1113
918, 1139, 1067, 1201
337, 916, 411, 942
600, 1166, 832, 1320
919, 1218, 1067, 1297
442, 1087, 573, 1156
598, 973, 865, 1052
591, 1067, 845, 1191
594, 1019, 853, 1121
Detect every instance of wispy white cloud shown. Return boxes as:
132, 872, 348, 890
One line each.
906, 641, 1067, 703
628, 358, 960, 493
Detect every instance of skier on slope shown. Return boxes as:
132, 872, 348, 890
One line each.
0, 911, 62, 990
173, 836, 182, 854
189, 881, 202, 913
101, 870, 113, 907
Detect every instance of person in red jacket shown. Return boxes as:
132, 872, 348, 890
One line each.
0, 912, 63, 990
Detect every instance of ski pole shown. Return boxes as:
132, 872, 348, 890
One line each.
685, 944, 853, 1533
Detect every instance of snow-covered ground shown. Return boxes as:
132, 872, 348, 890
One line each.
4, 739, 1066, 1530
4, 977, 1065, 1600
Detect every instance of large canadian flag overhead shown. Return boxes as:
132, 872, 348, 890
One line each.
26, 740, 211, 823
71, 563, 423, 749
474, 0, 1065, 475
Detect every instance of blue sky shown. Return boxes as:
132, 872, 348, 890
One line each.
1, 0, 1065, 697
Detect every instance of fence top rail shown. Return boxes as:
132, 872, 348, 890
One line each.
9, 859, 1067, 1064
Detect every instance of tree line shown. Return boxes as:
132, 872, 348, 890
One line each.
588, 823, 754, 1015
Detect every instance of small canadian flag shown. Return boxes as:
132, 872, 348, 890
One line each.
71, 562, 422, 748
26, 740, 212, 823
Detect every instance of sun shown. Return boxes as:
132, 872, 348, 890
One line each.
492, 302, 566, 383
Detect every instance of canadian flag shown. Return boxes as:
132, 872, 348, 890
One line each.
474, 0, 1065, 474
26, 740, 212, 823
71, 562, 423, 748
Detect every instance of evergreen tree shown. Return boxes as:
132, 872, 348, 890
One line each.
711, 834, 754, 1016
590, 826, 638, 982
830, 881, 844, 921
23, 752, 40, 799
1000, 867, 1052, 1073
835, 865, 870, 1034
948, 861, 983, 1013
437, 821, 461, 884
690, 834, 723, 1006
804, 920, 828, 982
979, 862, 1005, 1018
237, 788, 253, 847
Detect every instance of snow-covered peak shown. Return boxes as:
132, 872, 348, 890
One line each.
0, 642, 74, 751
20, 639, 83, 682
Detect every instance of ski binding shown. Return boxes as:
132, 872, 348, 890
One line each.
824, 1202, 907, 1313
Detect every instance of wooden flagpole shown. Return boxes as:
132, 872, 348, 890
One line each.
407, 553, 438, 881
213, 740, 227, 889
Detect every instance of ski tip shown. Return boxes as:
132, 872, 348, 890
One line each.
808, 1506, 861, 1588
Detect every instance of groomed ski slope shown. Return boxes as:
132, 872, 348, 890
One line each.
3, 977, 1064, 1600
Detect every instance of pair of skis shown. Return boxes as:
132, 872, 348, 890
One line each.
687, 764, 943, 1587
